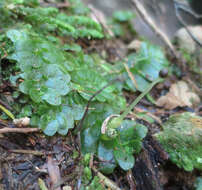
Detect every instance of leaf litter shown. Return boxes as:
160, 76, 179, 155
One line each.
156, 81, 200, 110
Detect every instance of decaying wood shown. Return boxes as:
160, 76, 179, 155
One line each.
8, 149, 44, 156
132, 135, 168, 190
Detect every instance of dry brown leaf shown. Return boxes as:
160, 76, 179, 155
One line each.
47, 156, 61, 190
156, 81, 200, 110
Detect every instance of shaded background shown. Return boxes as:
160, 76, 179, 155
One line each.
83, 0, 200, 45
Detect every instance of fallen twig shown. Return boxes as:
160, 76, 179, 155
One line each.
111, 49, 138, 91
0, 127, 40, 134
123, 61, 138, 89
126, 169, 136, 190
134, 107, 162, 125
131, 0, 177, 57
92, 167, 122, 190
8, 149, 44, 156
75, 78, 119, 133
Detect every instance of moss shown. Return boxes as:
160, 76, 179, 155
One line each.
155, 112, 202, 171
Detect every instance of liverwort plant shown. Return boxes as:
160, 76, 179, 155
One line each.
0, 0, 170, 173
97, 78, 163, 172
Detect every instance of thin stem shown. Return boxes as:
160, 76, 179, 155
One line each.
0, 104, 15, 120
120, 78, 163, 120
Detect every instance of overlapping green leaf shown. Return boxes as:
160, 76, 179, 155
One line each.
113, 10, 135, 22
82, 119, 148, 172
124, 42, 169, 91
7, 29, 71, 106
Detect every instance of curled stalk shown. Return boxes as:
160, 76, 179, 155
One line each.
106, 77, 164, 135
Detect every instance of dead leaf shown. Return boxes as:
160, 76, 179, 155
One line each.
47, 156, 61, 190
13, 117, 30, 127
156, 81, 200, 110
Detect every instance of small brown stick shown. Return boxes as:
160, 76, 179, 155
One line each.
88, 4, 114, 37
8, 149, 44, 156
75, 78, 119, 133
131, 0, 177, 57
126, 169, 136, 190
112, 50, 138, 90
134, 107, 162, 125
92, 167, 122, 190
123, 61, 138, 89
0, 127, 40, 134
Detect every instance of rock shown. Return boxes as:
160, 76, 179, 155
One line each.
174, 26, 202, 54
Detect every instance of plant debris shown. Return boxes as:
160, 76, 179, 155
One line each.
156, 81, 200, 110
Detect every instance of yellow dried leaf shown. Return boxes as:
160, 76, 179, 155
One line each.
156, 81, 200, 110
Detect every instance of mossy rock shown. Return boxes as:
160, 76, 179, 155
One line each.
155, 112, 202, 171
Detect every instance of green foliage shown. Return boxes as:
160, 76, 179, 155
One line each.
2, 27, 126, 137
82, 120, 147, 172
113, 10, 135, 22
4, 26, 124, 136
7, 29, 71, 106
81, 154, 105, 190
155, 112, 202, 171
1, 0, 103, 39
0, 0, 169, 174
195, 177, 202, 190
0, 0, 112, 136
84, 176, 105, 190
89, 78, 163, 172
68, 0, 90, 15
81, 176, 105, 190
109, 10, 136, 37
123, 42, 169, 92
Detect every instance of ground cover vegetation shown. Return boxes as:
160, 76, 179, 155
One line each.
0, 0, 201, 189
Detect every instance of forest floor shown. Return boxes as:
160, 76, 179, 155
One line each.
0, 0, 202, 190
